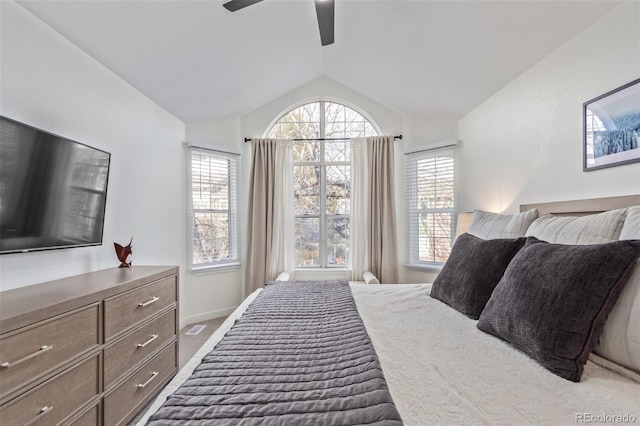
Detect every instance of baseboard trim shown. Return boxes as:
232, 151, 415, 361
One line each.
179, 306, 237, 330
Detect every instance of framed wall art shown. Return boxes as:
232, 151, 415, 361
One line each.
583, 78, 640, 171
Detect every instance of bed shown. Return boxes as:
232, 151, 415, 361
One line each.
137, 195, 640, 425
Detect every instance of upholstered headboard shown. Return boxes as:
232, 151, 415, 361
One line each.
520, 195, 640, 216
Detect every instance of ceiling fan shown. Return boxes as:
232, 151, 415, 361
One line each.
223, 0, 335, 46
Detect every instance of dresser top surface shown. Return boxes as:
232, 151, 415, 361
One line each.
0, 265, 178, 333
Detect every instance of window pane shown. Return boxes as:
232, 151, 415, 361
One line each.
345, 121, 367, 138
323, 102, 376, 140
418, 212, 453, 263
271, 103, 321, 139
324, 102, 374, 140
325, 141, 350, 162
294, 165, 320, 214
298, 102, 320, 122
325, 102, 345, 123
193, 212, 230, 263
324, 120, 346, 139
326, 165, 350, 214
192, 155, 229, 210
278, 121, 319, 140
327, 216, 349, 267
195, 180, 228, 210
416, 157, 454, 209
295, 217, 320, 267
293, 140, 320, 162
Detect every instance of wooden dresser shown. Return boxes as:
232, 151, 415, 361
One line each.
0, 266, 179, 426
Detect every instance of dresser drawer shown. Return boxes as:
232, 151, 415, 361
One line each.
104, 309, 176, 388
104, 342, 177, 426
0, 304, 100, 401
0, 353, 100, 426
104, 276, 176, 341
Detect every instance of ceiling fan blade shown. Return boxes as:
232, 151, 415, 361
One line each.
223, 0, 264, 12
315, 0, 335, 46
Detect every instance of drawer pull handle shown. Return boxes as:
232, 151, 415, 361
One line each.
137, 371, 159, 389
23, 406, 53, 426
137, 334, 159, 348
1, 345, 53, 369
138, 296, 159, 307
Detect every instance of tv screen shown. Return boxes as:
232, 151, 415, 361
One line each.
0, 116, 111, 254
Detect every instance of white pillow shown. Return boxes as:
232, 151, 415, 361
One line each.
468, 208, 538, 240
525, 208, 626, 244
594, 206, 640, 374
362, 271, 380, 284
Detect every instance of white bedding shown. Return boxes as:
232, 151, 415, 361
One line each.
352, 284, 640, 425
137, 284, 640, 425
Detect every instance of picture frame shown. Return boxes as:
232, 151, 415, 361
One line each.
583, 78, 640, 171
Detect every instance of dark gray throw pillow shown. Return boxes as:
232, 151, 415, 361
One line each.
477, 237, 640, 382
430, 233, 526, 319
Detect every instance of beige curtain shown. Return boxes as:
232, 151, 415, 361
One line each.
349, 136, 399, 283
244, 139, 293, 296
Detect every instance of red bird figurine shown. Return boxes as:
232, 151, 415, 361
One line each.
114, 238, 133, 268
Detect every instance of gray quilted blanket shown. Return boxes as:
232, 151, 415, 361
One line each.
147, 280, 403, 425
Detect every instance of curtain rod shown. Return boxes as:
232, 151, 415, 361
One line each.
243, 135, 402, 143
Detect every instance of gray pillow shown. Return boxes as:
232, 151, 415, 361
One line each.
430, 233, 526, 319
468, 208, 538, 239
525, 208, 626, 244
477, 237, 640, 382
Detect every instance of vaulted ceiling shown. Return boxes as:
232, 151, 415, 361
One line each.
17, 0, 620, 123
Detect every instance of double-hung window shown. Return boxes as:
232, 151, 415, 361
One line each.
188, 147, 239, 270
405, 147, 456, 266
267, 100, 378, 268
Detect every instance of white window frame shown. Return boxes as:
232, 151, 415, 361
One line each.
405, 146, 456, 267
187, 146, 240, 271
266, 100, 379, 269
293, 143, 351, 268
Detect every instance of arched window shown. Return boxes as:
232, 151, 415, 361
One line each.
266, 101, 378, 268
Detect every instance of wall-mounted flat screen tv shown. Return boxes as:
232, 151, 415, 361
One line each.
0, 116, 111, 254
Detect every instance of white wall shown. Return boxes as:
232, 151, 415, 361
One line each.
401, 116, 459, 154
0, 2, 187, 306
458, 1, 640, 214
